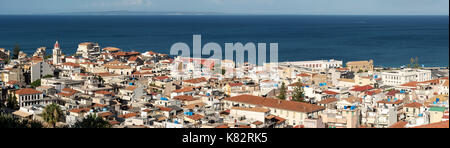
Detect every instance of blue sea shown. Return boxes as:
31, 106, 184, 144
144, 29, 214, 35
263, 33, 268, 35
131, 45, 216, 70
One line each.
0, 15, 448, 67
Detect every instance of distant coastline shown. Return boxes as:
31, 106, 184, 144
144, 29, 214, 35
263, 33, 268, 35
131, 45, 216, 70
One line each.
0, 15, 448, 67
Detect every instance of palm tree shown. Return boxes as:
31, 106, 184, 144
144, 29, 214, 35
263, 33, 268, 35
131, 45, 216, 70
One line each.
42, 103, 63, 128
73, 114, 111, 128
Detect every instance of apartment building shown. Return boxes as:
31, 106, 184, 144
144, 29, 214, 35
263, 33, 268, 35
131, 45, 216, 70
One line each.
381, 69, 432, 86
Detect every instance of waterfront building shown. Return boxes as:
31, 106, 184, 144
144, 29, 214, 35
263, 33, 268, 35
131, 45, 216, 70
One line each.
381, 69, 432, 86
281, 59, 343, 70
346, 60, 374, 73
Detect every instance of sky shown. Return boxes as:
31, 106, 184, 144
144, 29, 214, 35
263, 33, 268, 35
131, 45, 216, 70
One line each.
0, 0, 448, 15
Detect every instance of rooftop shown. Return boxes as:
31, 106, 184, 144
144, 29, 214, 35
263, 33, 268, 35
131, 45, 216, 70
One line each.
224, 95, 325, 113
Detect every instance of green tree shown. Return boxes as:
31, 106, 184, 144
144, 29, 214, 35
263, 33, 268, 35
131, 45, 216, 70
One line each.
3, 58, 10, 64
97, 75, 105, 85
44, 55, 52, 60
221, 69, 226, 75
7, 94, 19, 110
12, 44, 20, 59
0, 113, 43, 128
43, 75, 54, 78
292, 80, 305, 102
42, 103, 63, 128
278, 82, 287, 100
73, 114, 111, 128
30, 79, 41, 88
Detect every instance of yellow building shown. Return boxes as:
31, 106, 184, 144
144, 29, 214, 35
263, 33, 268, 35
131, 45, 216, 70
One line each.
346, 60, 374, 73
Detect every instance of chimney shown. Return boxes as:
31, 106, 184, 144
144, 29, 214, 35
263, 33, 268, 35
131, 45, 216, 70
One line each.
278, 100, 282, 104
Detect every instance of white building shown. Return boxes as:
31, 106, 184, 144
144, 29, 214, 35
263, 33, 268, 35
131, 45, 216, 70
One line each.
381, 69, 432, 86
76, 42, 100, 58
230, 107, 271, 124
281, 59, 343, 70
14, 88, 53, 107
31, 61, 54, 82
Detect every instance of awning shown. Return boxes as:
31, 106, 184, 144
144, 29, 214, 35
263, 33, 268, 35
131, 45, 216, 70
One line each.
13, 110, 33, 118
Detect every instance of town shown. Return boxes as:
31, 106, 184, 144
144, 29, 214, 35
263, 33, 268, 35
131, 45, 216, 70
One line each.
0, 41, 448, 128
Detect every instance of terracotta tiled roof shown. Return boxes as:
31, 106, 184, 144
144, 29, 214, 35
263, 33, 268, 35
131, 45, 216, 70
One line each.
147, 51, 157, 55
62, 88, 78, 93
318, 98, 338, 104
95, 91, 114, 95
15, 88, 42, 95
98, 112, 114, 117
7, 80, 19, 85
118, 112, 138, 119
419, 79, 440, 84
404, 102, 423, 108
187, 114, 204, 121
227, 82, 243, 87
389, 121, 408, 128
172, 87, 195, 93
93, 104, 107, 108
336, 68, 349, 71
109, 121, 120, 125
296, 73, 311, 77
266, 115, 286, 124
132, 71, 153, 75
183, 77, 207, 84
323, 90, 339, 95
400, 81, 419, 87
253, 121, 264, 125
62, 62, 80, 67
125, 86, 138, 91
57, 92, 75, 97
94, 72, 120, 77
173, 95, 198, 101
412, 120, 449, 128
224, 95, 325, 113
386, 90, 400, 96
69, 108, 90, 113
377, 99, 403, 105
231, 107, 270, 113
30, 56, 43, 62
158, 106, 173, 112
154, 76, 170, 80
350, 85, 374, 92
365, 89, 382, 96
128, 56, 139, 61
237, 125, 251, 128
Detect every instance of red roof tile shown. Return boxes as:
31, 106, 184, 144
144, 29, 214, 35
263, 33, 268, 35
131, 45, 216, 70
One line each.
224, 95, 325, 113
350, 85, 374, 92
412, 120, 449, 128
15, 88, 42, 95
